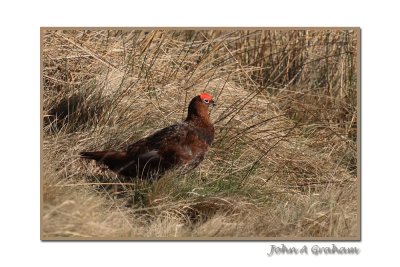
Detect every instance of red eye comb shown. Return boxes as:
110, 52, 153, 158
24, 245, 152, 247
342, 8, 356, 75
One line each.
199, 92, 213, 101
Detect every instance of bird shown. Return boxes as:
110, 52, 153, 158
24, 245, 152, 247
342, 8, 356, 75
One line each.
80, 93, 215, 180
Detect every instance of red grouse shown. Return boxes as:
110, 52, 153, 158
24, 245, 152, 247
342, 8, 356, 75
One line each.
80, 93, 215, 180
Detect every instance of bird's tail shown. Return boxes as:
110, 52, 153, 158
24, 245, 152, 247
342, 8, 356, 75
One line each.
80, 151, 109, 161
80, 150, 129, 175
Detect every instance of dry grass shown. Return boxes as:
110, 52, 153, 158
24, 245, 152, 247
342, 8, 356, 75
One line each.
41, 29, 358, 239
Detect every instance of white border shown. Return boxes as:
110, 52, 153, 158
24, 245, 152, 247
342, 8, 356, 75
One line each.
1, 0, 399, 266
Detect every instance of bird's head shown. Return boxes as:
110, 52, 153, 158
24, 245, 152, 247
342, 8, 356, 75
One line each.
186, 92, 216, 123
198, 92, 216, 107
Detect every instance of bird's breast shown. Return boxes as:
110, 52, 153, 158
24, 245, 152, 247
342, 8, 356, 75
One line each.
191, 126, 214, 146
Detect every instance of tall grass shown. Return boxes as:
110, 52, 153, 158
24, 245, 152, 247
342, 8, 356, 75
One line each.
42, 29, 358, 239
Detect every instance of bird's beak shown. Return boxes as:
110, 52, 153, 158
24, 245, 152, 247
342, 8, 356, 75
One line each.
210, 100, 216, 107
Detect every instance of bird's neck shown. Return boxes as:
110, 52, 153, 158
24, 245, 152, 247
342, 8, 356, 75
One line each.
186, 113, 211, 127
186, 112, 214, 145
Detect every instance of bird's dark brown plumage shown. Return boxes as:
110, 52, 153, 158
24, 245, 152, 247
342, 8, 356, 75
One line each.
80, 93, 215, 180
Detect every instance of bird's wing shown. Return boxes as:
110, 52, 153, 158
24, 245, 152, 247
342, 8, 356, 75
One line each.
127, 123, 190, 154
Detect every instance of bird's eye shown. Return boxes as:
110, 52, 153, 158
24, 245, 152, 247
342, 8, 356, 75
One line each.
204, 99, 209, 103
